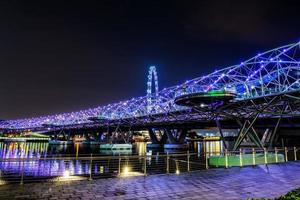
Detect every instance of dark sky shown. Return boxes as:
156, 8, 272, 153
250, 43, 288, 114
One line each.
0, 0, 300, 119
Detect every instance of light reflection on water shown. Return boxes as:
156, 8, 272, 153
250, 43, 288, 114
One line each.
197, 140, 223, 156
0, 140, 221, 179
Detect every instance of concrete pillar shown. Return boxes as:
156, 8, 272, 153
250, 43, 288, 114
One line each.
67, 130, 71, 140
164, 129, 188, 150
107, 129, 112, 143
165, 129, 177, 144
178, 129, 187, 143
148, 128, 159, 144
160, 131, 168, 144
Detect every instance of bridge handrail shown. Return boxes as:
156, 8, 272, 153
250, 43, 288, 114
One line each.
0, 146, 297, 185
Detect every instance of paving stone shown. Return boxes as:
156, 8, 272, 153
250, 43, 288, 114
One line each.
1, 162, 300, 199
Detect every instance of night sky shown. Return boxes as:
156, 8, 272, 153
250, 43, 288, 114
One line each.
0, 0, 299, 119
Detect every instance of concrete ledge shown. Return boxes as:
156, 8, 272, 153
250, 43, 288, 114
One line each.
89, 141, 102, 145
164, 144, 188, 149
146, 143, 164, 148
49, 140, 73, 145
0, 137, 49, 142
99, 143, 132, 150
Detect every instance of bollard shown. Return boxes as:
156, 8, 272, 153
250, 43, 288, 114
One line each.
166, 152, 170, 174
89, 153, 93, 180
225, 149, 228, 168
275, 147, 278, 163
294, 147, 297, 161
144, 155, 147, 175
118, 154, 121, 175
252, 148, 256, 166
264, 148, 268, 165
284, 147, 288, 162
187, 150, 190, 172
239, 148, 243, 167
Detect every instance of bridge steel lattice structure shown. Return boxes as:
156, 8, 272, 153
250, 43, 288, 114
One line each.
1, 41, 300, 149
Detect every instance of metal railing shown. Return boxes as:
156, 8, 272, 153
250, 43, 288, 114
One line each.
0, 147, 298, 185
0, 151, 205, 185
204, 146, 299, 169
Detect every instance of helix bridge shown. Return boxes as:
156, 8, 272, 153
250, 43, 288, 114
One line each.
1, 41, 300, 140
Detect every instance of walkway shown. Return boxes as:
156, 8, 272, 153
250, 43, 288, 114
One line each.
1, 162, 300, 200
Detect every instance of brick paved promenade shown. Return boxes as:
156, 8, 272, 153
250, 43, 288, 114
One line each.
0, 162, 300, 200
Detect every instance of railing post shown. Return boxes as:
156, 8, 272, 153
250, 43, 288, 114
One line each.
89, 153, 93, 180
205, 152, 209, 170
294, 147, 297, 161
284, 147, 288, 162
187, 150, 190, 172
20, 158, 24, 185
225, 149, 228, 168
252, 148, 256, 166
275, 147, 278, 163
144, 154, 147, 175
118, 153, 121, 175
239, 148, 243, 167
264, 147, 268, 165
166, 152, 169, 174
175, 160, 179, 174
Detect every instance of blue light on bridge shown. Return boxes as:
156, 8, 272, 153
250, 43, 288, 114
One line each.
0, 41, 300, 130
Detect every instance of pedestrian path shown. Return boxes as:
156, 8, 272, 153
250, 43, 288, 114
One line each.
1, 162, 300, 200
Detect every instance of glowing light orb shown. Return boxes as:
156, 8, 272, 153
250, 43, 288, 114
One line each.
63, 170, 70, 178
123, 166, 130, 176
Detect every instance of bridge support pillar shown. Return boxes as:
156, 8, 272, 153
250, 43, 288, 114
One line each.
147, 129, 164, 148
160, 130, 168, 144
268, 105, 286, 148
233, 114, 264, 150
148, 128, 159, 144
215, 120, 227, 149
165, 129, 177, 144
164, 129, 188, 150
